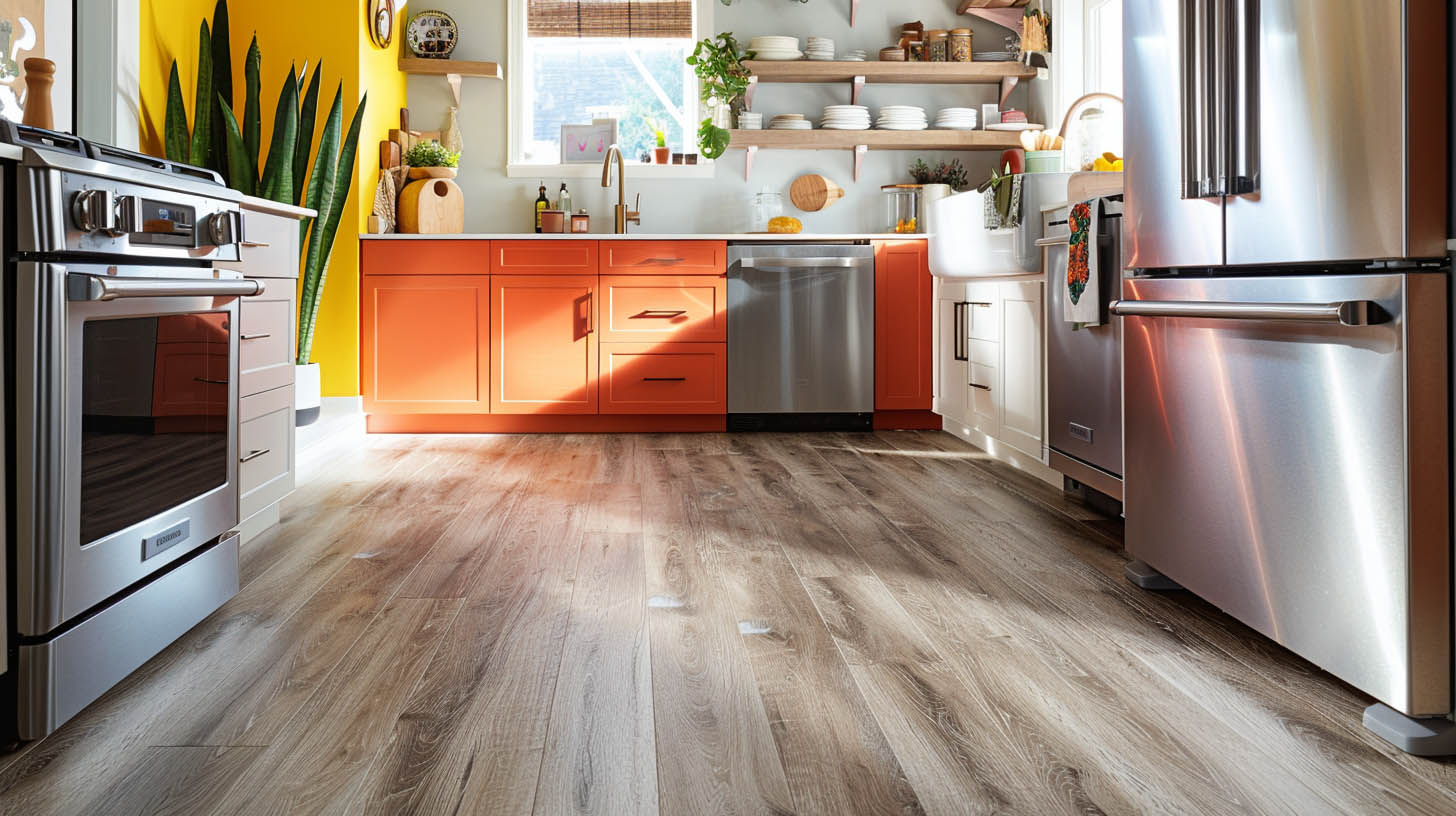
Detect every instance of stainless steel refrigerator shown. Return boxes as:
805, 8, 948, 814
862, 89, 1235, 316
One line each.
1115, 0, 1453, 754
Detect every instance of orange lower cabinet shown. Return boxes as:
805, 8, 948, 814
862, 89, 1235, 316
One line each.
361, 274, 491, 414
600, 342, 726, 414
873, 240, 934, 411
598, 275, 727, 343
491, 275, 599, 414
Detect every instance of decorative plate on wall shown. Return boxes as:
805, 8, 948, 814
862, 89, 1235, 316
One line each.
406, 9, 458, 60
368, 0, 396, 48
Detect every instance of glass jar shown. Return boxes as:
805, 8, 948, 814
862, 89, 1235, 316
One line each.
751, 190, 784, 232
949, 29, 972, 62
882, 184, 923, 234
928, 31, 949, 62
907, 40, 926, 62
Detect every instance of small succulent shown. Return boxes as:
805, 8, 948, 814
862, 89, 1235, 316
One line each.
405, 139, 461, 168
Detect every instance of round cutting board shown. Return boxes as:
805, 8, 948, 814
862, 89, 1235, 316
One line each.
789, 174, 845, 212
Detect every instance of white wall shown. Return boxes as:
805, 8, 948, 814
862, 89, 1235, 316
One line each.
407, 2, 1034, 234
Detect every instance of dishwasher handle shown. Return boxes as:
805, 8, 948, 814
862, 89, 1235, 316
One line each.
737, 256, 870, 270
1110, 299, 1382, 327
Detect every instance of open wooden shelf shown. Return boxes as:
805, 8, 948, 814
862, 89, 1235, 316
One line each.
398, 57, 502, 79
744, 60, 1035, 85
728, 129, 1023, 182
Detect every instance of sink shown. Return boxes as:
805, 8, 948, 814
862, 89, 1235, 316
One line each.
928, 173, 1073, 279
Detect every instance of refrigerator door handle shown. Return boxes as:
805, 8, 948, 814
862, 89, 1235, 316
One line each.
1181, 0, 1224, 199
1111, 299, 1383, 327
1228, 0, 1260, 195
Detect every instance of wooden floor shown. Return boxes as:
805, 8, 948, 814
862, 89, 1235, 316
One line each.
3, 430, 1454, 815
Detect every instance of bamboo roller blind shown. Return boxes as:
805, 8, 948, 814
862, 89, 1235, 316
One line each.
527, 0, 693, 38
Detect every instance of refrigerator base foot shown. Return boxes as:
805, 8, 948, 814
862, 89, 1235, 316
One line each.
1363, 704, 1456, 756
1124, 559, 1182, 591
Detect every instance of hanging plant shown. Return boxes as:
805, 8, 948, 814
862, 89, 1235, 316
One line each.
686, 32, 755, 160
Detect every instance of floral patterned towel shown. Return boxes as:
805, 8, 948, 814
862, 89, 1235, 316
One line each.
1065, 198, 1101, 326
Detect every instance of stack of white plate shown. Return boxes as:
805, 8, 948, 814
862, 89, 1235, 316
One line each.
769, 114, 813, 130
842, 49, 867, 62
974, 51, 1019, 62
751, 36, 802, 61
879, 46, 907, 62
876, 106, 928, 131
737, 112, 763, 130
806, 37, 835, 61
934, 107, 978, 130
820, 105, 870, 130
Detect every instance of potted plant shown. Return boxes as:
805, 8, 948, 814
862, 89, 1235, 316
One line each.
164, 0, 367, 426
650, 120, 670, 165
405, 139, 460, 179
686, 32, 754, 160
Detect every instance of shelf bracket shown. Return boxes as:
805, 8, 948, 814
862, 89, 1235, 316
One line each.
850, 0, 859, 28
744, 145, 758, 182
999, 76, 1019, 107
446, 73, 463, 107
744, 76, 758, 112
851, 75, 865, 106
853, 144, 867, 181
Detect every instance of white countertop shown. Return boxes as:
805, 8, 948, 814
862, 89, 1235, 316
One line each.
239, 194, 316, 220
359, 232, 921, 241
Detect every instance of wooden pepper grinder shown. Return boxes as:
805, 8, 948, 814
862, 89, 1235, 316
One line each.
21, 58, 56, 130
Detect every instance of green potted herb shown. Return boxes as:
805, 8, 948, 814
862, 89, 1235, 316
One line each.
405, 139, 461, 179
686, 32, 755, 160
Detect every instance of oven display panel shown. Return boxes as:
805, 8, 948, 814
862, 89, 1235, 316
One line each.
136, 199, 196, 245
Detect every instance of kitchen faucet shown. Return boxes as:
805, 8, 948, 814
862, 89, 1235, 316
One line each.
600, 144, 641, 234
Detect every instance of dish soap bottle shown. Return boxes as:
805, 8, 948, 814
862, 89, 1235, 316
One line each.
535, 182, 549, 233
558, 183, 572, 223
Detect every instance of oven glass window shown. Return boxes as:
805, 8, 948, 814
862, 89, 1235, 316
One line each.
80, 313, 230, 546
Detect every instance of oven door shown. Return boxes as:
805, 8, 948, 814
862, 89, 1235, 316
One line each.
16, 262, 261, 636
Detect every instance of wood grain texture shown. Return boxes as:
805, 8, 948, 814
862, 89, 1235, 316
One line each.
4, 429, 1453, 816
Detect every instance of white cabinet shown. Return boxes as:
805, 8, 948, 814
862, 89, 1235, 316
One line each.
933, 281, 968, 422
998, 281, 1044, 459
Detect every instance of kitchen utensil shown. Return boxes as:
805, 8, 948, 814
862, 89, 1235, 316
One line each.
21, 58, 55, 129
883, 184, 923, 233
380, 139, 401, 172
790, 174, 845, 212
398, 178, 465, 233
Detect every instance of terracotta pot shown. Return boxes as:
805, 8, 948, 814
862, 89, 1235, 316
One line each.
654, 147, 670, 165
407, 166, 458, 180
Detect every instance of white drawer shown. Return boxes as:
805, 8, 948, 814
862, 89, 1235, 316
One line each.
220, 209, 301, 280
967, 298, 999, 342
968, 362, 998, 437
239, 289, 295, 397
969, 338, 998, 367
240, 385, 294, 520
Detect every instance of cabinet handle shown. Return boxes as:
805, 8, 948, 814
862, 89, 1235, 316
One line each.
240, 332, 272, 340
240, 240, 272, 248
240, 448, 270, 463
643, 376, 687, 382
969, 382, 992, 391
968, 301, 993, 307
193, 377, 229, 385
637, 309, 688, 318
953, 301, 969, 362
588, 291, 595, 333
643, 257, 686, 263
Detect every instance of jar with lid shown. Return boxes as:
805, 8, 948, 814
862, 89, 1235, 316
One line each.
907, 40, 927, 62
927, 30, 949, 62
882, 184, 923, 234
750, 190, 784, 232
949, 29, 972, 62
571, 210, 591, 233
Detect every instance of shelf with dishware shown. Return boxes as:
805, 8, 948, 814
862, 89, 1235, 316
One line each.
743, 59, 1038, 108
728, 129, 1024, 181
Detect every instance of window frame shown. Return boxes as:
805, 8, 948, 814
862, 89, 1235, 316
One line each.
1049, 0, 1124, 131
506, 0, 716, 179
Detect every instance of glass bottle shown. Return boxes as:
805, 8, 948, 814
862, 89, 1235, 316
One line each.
535, 183, 549, 233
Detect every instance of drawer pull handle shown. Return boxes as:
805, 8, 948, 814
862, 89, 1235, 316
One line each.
969, 382, 992, 391
193, 377, 229, 385
643, 376, 687, 382
240, 240, 272, 248
240, 448, 270, 463
636, 309, 688, 318
643, 257, 686, 263
240, 332, 272, 340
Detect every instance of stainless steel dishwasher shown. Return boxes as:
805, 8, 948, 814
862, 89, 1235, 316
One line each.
726, 243, 874, 431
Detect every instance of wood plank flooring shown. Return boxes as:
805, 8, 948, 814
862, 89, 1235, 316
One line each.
3, 429, 1454, 815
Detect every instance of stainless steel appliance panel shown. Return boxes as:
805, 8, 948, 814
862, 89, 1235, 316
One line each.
1123, 0, 1225, 270
1223, 0, 1447, 265
1119, 272, 1450, 715
726, 244, 874, 414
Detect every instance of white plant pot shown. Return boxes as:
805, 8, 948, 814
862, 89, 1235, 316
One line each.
295, 363, 322, 427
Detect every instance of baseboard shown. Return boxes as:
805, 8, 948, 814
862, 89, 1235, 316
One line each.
236, 502, 281, 546
874, 410, 944, 430
940, 418, 1062, 488
365, 413, 728, 434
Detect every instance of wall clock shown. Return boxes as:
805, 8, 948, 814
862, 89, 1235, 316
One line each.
406, 9, 458, 60
368, 0, 396, 49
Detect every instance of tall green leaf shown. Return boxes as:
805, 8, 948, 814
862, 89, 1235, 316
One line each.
188, 21, 213, 167
164, 61, 189, 161
208, 0, 232, 180
259, 66, 298, 203
217, 97, 256, 198
298, 94, 365, 365
293, 62, 322, 207
243, 36, 261, 167
297, 86, 344, 364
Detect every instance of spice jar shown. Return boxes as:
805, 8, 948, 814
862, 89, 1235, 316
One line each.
571, 210, 590, 233
882, 184, 923, 234
949, 29, 972, 62
927, 30, 949, 62
907, 40, 927, 62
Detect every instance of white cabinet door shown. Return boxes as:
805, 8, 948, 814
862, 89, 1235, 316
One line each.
968, 361, 999, 438
998, 281, 1044, 460
934, 296, 970, 422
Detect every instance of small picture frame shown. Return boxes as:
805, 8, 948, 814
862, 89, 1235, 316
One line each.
560, 119, 617, 164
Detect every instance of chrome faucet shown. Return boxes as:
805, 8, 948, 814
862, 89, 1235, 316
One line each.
600, 144, 641, 234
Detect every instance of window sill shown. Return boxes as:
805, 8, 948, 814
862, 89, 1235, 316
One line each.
506, 162, 716, 180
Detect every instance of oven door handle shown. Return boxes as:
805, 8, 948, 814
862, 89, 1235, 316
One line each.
1110, 299, 1382, 327
68, 275, 265, 302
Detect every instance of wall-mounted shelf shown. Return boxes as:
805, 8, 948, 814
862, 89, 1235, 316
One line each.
728, 129, 1023, 181
398, 57, 503, 105
957, 0, 1031, 31
743, 60, 1037, 109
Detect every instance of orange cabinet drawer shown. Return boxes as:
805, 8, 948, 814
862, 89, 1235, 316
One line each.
361, 239, 490, 276
599, 275, 727, 343
600, 342, 726, 415
491, 240, 598, 275
600, 241, 725, 275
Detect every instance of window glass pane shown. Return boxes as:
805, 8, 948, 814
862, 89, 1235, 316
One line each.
522, 37, 691, 164
1087, 0, 1123, 95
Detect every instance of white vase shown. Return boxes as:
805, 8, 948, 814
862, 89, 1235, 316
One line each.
295, 363, 322, 427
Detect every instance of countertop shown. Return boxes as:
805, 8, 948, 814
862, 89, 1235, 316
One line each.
359, 232, 921, 241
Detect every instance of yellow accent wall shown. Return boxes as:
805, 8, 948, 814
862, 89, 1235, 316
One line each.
139, 0, 406, 397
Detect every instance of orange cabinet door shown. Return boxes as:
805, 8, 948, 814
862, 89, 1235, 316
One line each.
873, 240, 934, 411
491, 240, 598, 275
600, 240, 725, 275
362, 275, 491, 414
600, 342, 727, 415
362, 239, 490, 275
598, 275, 727, 343
491, 275, 599, 414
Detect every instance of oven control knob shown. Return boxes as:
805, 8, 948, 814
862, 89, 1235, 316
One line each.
71, 189, 117, 233
205, 211, 242, 246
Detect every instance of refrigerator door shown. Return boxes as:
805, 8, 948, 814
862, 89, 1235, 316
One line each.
1123, 0, 1226, 270
1118, 272, 1450, 716
1224, 0, 1447, 265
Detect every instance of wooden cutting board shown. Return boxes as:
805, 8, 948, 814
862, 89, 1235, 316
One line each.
789, 174, 845, 212
1066, 171, 1123, 203
397, 179, 464, 234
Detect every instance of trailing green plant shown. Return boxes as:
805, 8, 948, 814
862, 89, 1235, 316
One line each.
686, 32, 754, 159
404, 139, 460, 168
910, 158, 972, 192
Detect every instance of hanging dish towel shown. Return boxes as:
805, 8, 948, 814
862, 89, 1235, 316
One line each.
982, 173, 1024, 230
1065, 197, 1101, 326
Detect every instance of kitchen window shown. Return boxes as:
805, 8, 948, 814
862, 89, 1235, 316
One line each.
507, 0, 712, 177
1050, 0, 1124, 122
